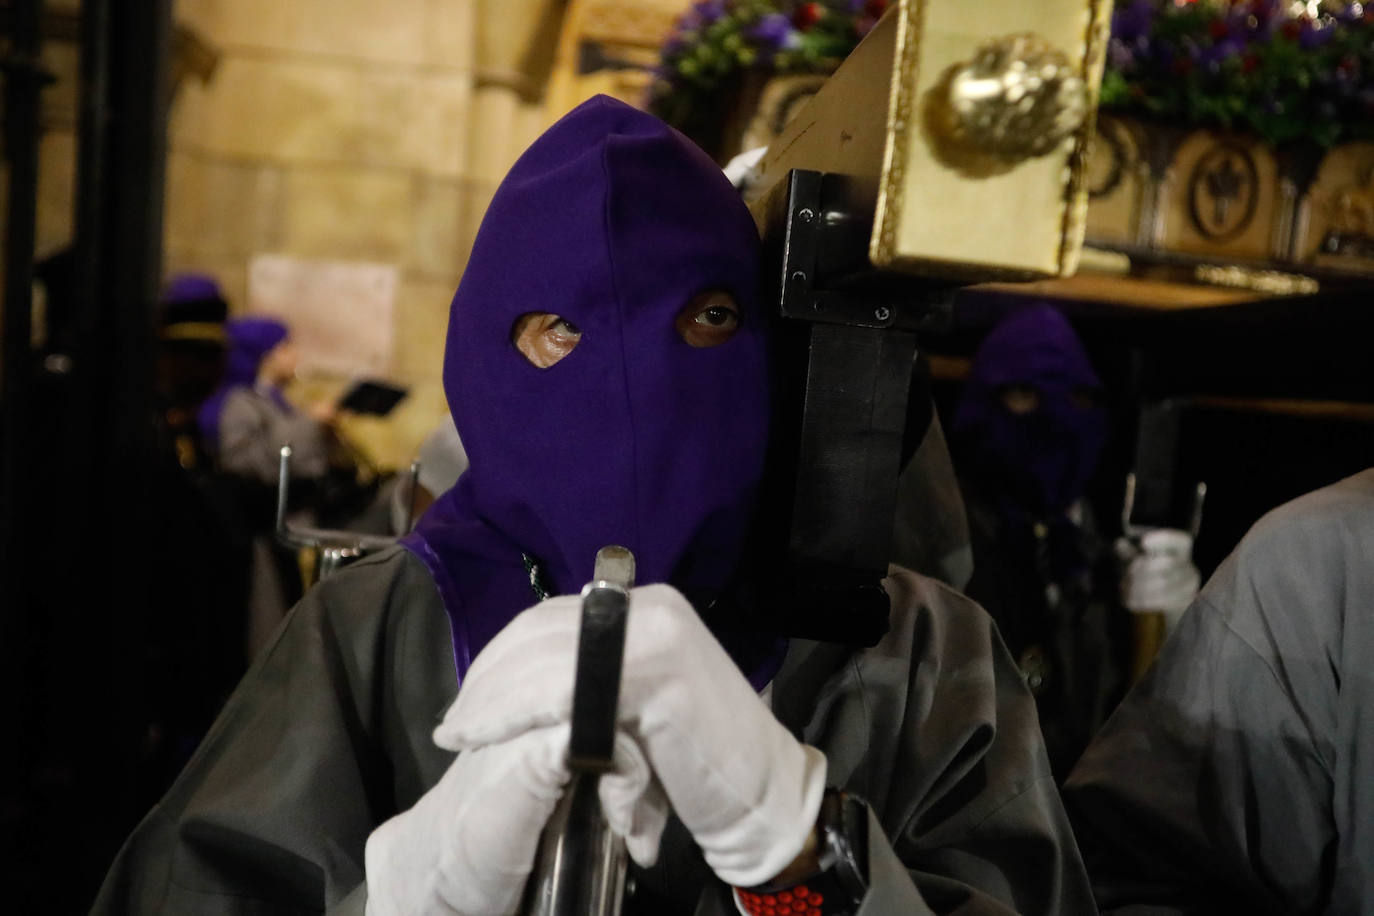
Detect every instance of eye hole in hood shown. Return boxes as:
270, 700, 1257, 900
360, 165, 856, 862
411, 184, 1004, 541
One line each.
511, 313, 583, 368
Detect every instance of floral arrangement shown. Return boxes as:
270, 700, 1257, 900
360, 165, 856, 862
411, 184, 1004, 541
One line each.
648, 1, 890, 149
1102, 1, 1374, 148
651, 1, 1374, 153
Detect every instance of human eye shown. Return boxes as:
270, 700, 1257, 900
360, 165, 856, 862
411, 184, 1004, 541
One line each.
675, 291, 741, 348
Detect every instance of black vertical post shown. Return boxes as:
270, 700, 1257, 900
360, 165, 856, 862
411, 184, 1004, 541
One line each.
0, 0, 171, 906
64, 0, 172, 903
0, 0, 47, 897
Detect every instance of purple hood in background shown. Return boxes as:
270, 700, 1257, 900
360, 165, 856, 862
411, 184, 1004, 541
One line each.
953, 304, 1107, 520
197, 316, 291, 450
163, 273, 225, 307
404, 96, 772, 681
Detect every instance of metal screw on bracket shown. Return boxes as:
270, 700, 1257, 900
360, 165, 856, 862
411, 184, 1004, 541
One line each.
797, 207, 815, 222
874, 306, 892, 322
790, 270, 807, 284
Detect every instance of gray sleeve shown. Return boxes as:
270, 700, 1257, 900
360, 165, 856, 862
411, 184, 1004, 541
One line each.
219, 389, 331, 484
1063, 480, 1361, 915
89, 549, 458, 915
785, 570, 1096, 915
856, 807, 936, 915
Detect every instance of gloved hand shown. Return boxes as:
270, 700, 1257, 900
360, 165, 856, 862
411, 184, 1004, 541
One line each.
437, 585, 827, 889
364, 722, 662, 916
1117, 528, 1201, 625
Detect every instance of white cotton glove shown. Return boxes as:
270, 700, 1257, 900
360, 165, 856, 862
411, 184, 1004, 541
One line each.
437, 585, 828, 889
722, 145, 768, 195
1118, 528, 1201, 626
364, 722, 661, 916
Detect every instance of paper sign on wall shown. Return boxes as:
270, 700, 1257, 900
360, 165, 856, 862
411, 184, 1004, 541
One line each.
247, 254, 397, 377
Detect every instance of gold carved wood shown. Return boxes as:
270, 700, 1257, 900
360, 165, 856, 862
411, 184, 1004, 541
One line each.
751, 0, 1112, 282
1082, 114, 1143, 248
544, 0, 688, 120
1162, 130, 1280, 261
1303, 141, 1374, 272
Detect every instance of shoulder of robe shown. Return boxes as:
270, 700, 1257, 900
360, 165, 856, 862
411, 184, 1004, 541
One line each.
295, 545, 454, 654
876, 565, 1014, 683
774, 566, 1048, 832
220, 385, 267, 415
1230, 467, 1374, 559
1200, 467, 1374, 629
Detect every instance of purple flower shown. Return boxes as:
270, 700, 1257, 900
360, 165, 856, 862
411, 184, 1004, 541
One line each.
1196, 36, 1244, 75
748, 12, 798, 49
1334, 2, 1367, 24
1112, 0, 1157, 44
693, 0, 727, 25
1109, 37, 1137, 72
1299, 21, 1336, 47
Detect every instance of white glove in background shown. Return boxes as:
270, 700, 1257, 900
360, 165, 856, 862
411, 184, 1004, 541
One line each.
438, 585, 827, 889
364, 723, 662, 916
1118, 528, 1201, 628
722, 145, 768, 195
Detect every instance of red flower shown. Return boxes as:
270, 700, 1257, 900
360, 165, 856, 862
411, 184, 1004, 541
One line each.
1208, 20, 1229, 39
793, 1, 824, 30
1242, 54, 1259, 73
1281, 20, 1302, 39
865, 0, 889, 17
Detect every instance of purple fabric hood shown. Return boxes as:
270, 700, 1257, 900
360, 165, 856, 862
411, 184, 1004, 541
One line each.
197, 316, 290, 450
403, 96, 772, 681
953, 304, 1106, 519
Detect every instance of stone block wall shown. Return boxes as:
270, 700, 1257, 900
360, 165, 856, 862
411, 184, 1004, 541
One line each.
166, 0, 554, 467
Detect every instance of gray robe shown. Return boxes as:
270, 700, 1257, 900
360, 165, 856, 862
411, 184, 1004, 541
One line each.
91, 550, 1094, 915
218, 386, 330, 485
1065, 469, 1374, 914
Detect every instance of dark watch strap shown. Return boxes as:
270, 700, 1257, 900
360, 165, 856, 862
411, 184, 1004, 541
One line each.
733, 790, 870, 916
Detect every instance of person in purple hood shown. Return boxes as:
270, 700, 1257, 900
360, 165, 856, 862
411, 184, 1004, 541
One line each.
92, 97, 1092, 915
198, 315, 338, 484
949, 304, 1128, 781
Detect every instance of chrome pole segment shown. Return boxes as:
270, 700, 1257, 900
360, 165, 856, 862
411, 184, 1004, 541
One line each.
275, 446, 292, 537
521, 546, 635, 916
402, 460, 421, 534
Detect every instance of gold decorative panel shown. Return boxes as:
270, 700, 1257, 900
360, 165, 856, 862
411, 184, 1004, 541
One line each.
1162, 130, 1279, 261
750, 0, 1112, 281
1082, 114, 1142, 247
1301, 142, 1374, 273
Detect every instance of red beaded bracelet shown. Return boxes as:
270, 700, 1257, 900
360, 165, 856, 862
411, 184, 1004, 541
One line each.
735, 883, 826, 916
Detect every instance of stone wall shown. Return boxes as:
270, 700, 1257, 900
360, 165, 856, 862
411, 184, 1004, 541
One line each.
166, 0, 555, 467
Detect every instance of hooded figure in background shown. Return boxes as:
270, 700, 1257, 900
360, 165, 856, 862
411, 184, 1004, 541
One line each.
92, 97, 1091, 916
138, 274, 253, 803
196, 315, 353, 656
950, 304, 1124, 780
197, 315, 337, 483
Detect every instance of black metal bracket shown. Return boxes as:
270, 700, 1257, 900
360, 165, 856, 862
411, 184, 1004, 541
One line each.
740, 169, 964, 646
777, 169, 954, 332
